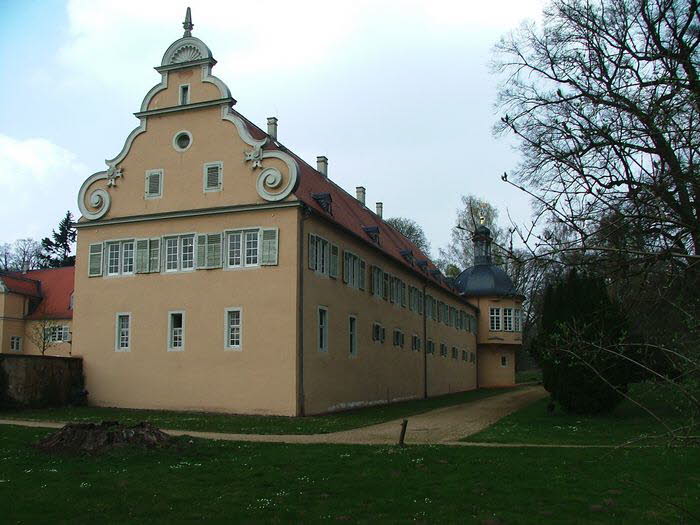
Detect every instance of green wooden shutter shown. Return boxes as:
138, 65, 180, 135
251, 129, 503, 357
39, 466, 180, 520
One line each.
148, 238, 161, 272
342, 252, 349, 283
196, 234, 207, 268
261, 229, 279, 266
308, 234, 317, 270
206, 233, 222, 268
359, 260, 366, 290
135, 239, 149, 273
329, 244, 339, 278
88, 243, 103, 277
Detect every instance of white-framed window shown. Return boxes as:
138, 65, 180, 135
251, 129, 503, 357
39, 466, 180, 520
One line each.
245, 230, 259, 265
165, 237, 179, 272
501, 355, 508, 367
203, 161, 223, 192
318, 306, 328, 352
168, 311, 185, 351
88, 243, 103, 277
145, 169, 163, 199
46, 325, 70, 343
514, 308, 522, 332
105, 240, 135, 276
226, 229, 268, 268
489, 307, 502, 331
342, 251, 365, 290
135, 238, 161, 273
181, 235, 195, 270
179, 83, 190, 105
224, 307, 242, 350
308, 234, 330, 276
411, 334, 421, 352
372, 322, 386, 343
107, 242, 121, 276
10, 336, 22, 352
348, 315, 357, 356
329, 244, 339, 279
503, 308, 514, 331
392, 329, 404, 348
173, 130, 193, 152
115, 313, 131, 352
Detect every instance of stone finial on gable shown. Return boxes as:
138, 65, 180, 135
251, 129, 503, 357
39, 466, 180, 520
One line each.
183, 7, 194, 37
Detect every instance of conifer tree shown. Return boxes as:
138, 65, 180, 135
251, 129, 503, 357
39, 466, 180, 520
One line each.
39, 211, 76, 268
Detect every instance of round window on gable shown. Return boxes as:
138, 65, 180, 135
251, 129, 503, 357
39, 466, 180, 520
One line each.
173, 130, 193, 152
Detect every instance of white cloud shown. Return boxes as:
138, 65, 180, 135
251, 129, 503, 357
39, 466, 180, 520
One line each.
0, 135, 85, 242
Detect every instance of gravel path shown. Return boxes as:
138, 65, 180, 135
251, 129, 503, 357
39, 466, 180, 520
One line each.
0, 386, 548, 446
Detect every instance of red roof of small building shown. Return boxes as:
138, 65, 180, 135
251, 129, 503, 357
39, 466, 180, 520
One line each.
232, 110, 461, 300
1, 267, 74, 320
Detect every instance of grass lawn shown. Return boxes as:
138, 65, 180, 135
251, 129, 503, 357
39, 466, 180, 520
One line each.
0, 425, 698, 524
515, 369, 542, 384
0, 387, 517, 436
465, 382, 693, 446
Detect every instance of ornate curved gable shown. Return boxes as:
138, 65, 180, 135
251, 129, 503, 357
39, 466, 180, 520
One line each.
77, 8, 298, 221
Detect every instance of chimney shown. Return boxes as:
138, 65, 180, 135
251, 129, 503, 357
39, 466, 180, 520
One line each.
267, 117, 278, 140
316, 156, 328, 177
356, 186, 366, 205
376, 202, 383, 219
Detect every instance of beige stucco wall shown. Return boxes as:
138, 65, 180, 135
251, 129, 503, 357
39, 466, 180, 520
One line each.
301, 215, 478, 415
73, 206, 300, 415
22, 320, 73, 356
0, 293, 26, 354
478, 346, 515, 387
147, 68, 223, 110
469, 296, 523, 346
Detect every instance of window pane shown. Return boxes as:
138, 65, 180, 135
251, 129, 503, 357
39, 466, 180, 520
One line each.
245, 231, 259, 265
228, 310, 241, 347
118, 315, 130, 349
228, 232, 242, 266
181, 236, 194, 270
108, 243, 120, 274
170, 313, 183, 348
166, 238, 179, 271
122, 241, 134, 273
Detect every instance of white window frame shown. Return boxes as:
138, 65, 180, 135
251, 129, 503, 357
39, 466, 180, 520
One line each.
115, 313, 131, 352
172, 130, 193, 152
164, 236, 179, 272
489, 307, 502, 331
503, 307, 514, 331
224, 307, 242, 351
514, 308, 522, 332
225, 228, 262, 269
168, 311, 185, 352
318, 306, 329, 353
203, 161, 223, 193
10, 336, 22, 352
348, 315, 357, 357
309, 234, 330, 276
145, 169, 163, 199
179, 83, 190, 105
106, 242, 121, 276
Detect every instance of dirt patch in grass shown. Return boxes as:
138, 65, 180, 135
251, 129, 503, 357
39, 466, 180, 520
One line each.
36, 421, 171, 454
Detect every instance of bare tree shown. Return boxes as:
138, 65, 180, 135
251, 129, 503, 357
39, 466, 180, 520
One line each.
11, 239, 42, 271
26, 320, 65, 356
0, 243, 13, 271
438, 195, 506, 272
494, 0, 700, 270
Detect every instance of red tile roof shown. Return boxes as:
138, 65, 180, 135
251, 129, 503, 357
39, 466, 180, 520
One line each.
0, 273, 41, 298
232, 111, 461, 300
2, 267, 74, 320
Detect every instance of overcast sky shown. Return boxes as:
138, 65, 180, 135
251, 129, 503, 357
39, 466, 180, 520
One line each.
0, 0, 546, 258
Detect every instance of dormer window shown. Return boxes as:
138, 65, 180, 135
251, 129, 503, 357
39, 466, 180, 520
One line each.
400, 249, 414, 264
416, 260, 428, 272
179, 84, 190, 105
312, 193, 333, 214
362, 226, 380, 243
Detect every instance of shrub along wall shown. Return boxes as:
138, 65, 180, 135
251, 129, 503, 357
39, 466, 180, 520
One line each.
0, 355, 84, 408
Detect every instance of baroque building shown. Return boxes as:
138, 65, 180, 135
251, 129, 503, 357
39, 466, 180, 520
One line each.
44, 10, 525, 416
